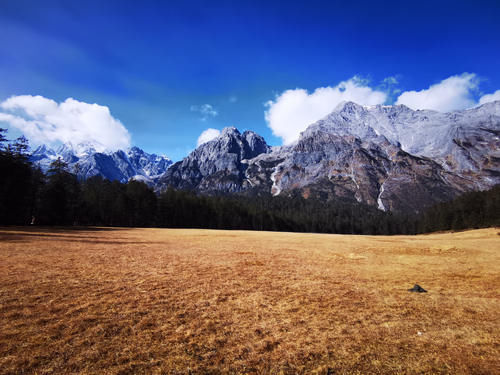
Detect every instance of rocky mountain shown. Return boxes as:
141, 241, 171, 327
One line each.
30, 144, 172, 184
159, 127, 269, 192
304, 100, 500, 189
159, 101, 500, 213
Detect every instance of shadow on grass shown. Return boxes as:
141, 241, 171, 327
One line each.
0, 226, 135, 243
1, 225, 124, 232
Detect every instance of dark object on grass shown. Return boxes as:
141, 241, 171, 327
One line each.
408, 284, 427, 293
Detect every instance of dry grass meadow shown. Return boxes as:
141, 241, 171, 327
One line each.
0, 226, 499, 374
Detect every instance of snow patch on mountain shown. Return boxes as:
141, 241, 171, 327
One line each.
377, 182, 386, 211
30, 143, 172, 183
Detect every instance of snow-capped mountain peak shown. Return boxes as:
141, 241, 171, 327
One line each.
30, 144, 173, 184
304, 100, 500, 166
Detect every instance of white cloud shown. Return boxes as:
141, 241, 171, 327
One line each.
479, 89, 500, 105
382, 76, 399, 86
190, 103, 218, 121
396, 73, 478, 112
197, 128, 220, 146
0, 95, 131, 152
380, 75, 401, 97
265, 77, 387, 145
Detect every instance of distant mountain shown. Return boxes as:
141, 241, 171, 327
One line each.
30, 144, 172, 184
159, 101, 500, 213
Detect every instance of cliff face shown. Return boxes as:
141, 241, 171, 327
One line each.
158, 127, 270, 193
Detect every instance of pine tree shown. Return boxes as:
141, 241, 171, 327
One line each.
39, 158, 81, 225
0, 131, 34, 224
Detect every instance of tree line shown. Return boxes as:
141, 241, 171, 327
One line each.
1, 128, 498, 234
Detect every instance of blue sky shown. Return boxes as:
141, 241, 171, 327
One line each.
1, 0, 499, 160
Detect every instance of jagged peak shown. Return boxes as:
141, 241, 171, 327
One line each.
194, 127, 267, 152
372, 103, 412, 112
129, 146, 143, 153
242, 129, 267, 142
393, 103, 412, 111
32, 144, 52, 154
242, 129, 259, 136
334, 101, 366, 113
191, 127, 242, 153
221, 126, 241, 136
325, 100, 500, 124
334, 101, 416, 115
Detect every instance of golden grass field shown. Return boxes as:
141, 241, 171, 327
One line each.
0, 226, 499, 374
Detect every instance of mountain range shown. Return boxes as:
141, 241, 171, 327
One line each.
160, 100, 500, 213
30, 144, 172, 185
31, 100, 500, 214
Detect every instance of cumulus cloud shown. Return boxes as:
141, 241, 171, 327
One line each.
197, 128, 220, 146
396, 73, 478, 112
265, 77, 387, 145
190, 103, 218, 121
479, 89, 500, 105
0, 95, 131, 152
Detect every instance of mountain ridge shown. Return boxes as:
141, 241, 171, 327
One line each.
28, 101, 500, 214
30, 143, 172, 184
160, 101, 500, 213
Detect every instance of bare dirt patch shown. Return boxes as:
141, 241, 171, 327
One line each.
0, 227, 498, 374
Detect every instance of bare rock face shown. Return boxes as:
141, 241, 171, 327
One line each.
244, 131, 464, 213
302, 100, 500, 190
158, 127, 270, 193
158, 101, 500, 214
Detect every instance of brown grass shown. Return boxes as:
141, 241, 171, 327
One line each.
0, 226, 499, 374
